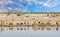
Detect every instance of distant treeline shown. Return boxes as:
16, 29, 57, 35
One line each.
0, 12, 60, 14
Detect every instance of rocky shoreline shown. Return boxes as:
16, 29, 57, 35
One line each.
0, 13, 60, 27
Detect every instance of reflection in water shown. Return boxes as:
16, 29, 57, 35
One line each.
0, 26, 60, 32
9, 27, 13, 31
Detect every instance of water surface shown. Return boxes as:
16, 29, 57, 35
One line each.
0, 27, 60, 37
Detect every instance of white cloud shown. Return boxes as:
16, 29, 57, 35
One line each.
21, 9, 28, 12
24, 0, 60, 8
43, 0, 60, 7
8, 7, 12, 10
0, 0, 60, 12
24, 0, 44, 5
0, 0, 15, 12
0, 8, 8, 12
0, 0, 28, 12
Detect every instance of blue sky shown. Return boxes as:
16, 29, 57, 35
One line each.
0, 0, 60, 12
